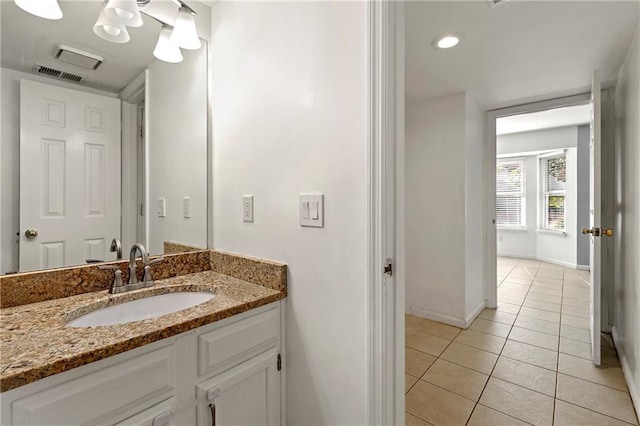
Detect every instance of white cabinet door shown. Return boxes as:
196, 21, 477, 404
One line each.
114, 397, 175, 426
197, 348, 280, 426
20, 79, 121, 271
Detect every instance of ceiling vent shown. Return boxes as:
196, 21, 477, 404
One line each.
33, 64, 85, 83
486, 0, 511, 8
55, 45, 104, 70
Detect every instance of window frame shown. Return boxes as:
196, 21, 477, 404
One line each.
496, 157, 526, 229
539, 151, 567, 233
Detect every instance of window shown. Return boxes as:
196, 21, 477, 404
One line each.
496, 158, 526, 227
540, 153, 566, 231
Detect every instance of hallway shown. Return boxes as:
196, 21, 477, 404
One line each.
405, 258, 638, 425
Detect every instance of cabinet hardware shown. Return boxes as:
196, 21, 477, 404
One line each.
209, 403, 216, 426
277, 353, 282, 371
384, 258, 393, 276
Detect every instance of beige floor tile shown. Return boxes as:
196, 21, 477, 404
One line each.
508, 326, 559, 351
559, 337, 592, 360
501, 340, 558, 371
561, 314, 590, 330
532, 280, 563, 290
478, 309, 517, 325
498, 294, 526, 305
502, 277, 534, 286
469, 318, 512, 338
440, 342, 498, 375
523, 298, 562, 313
560, 324, 591, 343
467, 404, 529, 426
479, 377, 554, 425
406, 328, 451, 357
421, 359, 489, 401
514, 316, 560, 336
556, 373, 638, 424
454, 329, 506, 354
492, 356, 556, 396
519, 306, 560, 323
558, 353, 628, 391
562, 296, 590, 309
525, 292, 562, 305
406, 380, 475, 426
554, 400, 632, 426
406, 316, 461, 340
406, 374, 419, 393
406, 412, 433, 426
405, 347, 437, 378
528, 286, 563, 297
562, 288, 589, 300
496, 302, 522, 314
562, 304, 590, 319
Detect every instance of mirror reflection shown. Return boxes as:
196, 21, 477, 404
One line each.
1, 0, 210, 274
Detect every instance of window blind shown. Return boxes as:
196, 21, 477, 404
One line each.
496, 158, 526, 227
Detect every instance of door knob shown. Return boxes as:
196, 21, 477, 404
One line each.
581, 227, 593, 235
602, 228, 613, 237
24, 229, 38, 239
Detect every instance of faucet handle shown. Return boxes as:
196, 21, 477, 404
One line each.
97, 265, 124, 291
143, 257, 165, 282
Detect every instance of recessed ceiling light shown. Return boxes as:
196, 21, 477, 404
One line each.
432, 34, 461, 49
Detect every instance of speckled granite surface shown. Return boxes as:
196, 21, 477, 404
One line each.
0, 251, 212, 308
164, 241, 206, 255
210, 250, 287, 292
0, 271, 285, 392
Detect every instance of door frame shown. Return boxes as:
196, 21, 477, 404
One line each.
485, 93, 591, 308
368, 1, 405, 424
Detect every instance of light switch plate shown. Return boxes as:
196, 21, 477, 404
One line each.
243, 195, 254, 222
157, 197, 166, 217
299, 193, 323, 227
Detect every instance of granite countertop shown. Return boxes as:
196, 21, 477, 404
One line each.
0, 271, 285, 392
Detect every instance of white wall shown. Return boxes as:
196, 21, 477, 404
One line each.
0, 68, 117, 274
496, 126, 584, 268
405, 92, 485, 327
614, 21, 640, 419
146, 48, 207, 255
210, 2, 369, 424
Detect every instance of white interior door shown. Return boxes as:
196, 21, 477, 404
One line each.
588, 70, 602, 365
20, 79, 121, 271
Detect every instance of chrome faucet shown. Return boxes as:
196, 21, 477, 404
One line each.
128, 243, 150, 285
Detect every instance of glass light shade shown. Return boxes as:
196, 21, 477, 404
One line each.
14, 0, 63, 20
170, 7, 201, 50
94, 4, 130, 43
154, 25, 183, 63
104, 0, 143, 27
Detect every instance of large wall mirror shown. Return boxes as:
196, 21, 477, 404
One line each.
1, 0, 211, 274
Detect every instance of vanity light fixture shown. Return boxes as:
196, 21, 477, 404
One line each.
14, 0, 63, 20
432, 34, 461, 49
105, 0, 143, 27
94, 3, 131, 44
170, 6, 201, 50
153, 24, 184, 64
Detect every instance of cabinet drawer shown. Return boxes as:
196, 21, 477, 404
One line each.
11, 346, 175, 425
114, 397, 175, 426
198, 306, 279, 377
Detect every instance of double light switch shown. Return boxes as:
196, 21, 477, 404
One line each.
300, 194, 323, 227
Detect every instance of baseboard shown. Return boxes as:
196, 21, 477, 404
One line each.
405, 306, 467, 329
612, 327, 640, 423
464, 301, 486, 328
576, 264, 590, 271
535, 256, 578, 269
497, 253, 537, 260
498, 253, 587, 270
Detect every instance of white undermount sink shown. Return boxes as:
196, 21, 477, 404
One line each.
66, 292, 216, 327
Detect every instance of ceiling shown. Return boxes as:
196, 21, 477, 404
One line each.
406, 1, 640, 109
496, 104, 591, 135
1, 0, 210, 93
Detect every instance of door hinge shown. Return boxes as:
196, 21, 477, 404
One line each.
277, 353, 282, 371
140, 203, 144, 216
384, 258, 393, 276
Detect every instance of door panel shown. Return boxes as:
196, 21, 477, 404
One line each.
589, 70, 602, 365
20, 79, 121, 271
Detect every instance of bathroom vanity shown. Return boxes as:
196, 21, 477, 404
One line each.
0, 250, 287, 425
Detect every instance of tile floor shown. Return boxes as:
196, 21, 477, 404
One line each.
405, 257, 639, 426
